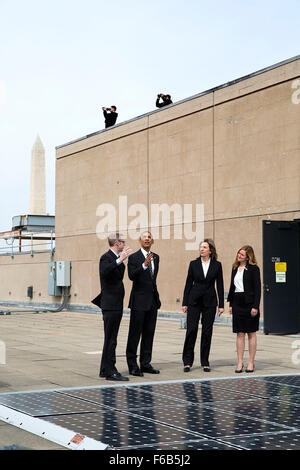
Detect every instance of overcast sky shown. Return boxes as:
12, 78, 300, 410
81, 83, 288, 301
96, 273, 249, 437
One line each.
0, 0, 299, 232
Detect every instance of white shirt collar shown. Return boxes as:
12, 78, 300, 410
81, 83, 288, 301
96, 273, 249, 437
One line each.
201, 257, 211, 277
110, 248, 119, 258
141, 247, 151, 258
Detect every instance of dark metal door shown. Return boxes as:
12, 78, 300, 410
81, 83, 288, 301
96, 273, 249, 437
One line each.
263, 220, 300, 334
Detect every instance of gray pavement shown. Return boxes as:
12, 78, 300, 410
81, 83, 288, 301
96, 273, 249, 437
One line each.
0, 310, 299, 450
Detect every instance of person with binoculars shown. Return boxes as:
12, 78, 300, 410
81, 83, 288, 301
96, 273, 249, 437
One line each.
156, 93, 173, 108
102, 105, 118, 128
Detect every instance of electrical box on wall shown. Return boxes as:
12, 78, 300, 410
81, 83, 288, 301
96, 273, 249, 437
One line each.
48, 262, 62, 296
56, 261, 71, 287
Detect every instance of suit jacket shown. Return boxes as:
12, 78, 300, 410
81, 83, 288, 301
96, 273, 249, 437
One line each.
182, 258, 224, 308
103, 110, 118, 128
128, 249, 161, 311
156, 97, 173, 108
91, 250, 125, 310
227, 263, 261, 310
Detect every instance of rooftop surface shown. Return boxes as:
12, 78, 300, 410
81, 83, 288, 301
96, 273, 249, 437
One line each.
0, 310, 299, 450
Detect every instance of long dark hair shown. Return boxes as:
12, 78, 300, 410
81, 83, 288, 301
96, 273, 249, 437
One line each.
199, 238, 218, 260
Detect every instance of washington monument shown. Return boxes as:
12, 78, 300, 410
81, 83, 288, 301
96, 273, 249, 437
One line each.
29, 135, 46, 215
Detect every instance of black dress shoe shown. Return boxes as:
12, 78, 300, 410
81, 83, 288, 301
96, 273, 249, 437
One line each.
100, 369, 120, 378
183, 366, 191, 372
106, 373, 129, 381
129, 368, 144, 377
141, 365, 160, 374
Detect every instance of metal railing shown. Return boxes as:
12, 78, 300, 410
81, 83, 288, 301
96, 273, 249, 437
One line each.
0, 232, 55, 258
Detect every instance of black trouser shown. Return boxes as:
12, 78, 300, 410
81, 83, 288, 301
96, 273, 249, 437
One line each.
126, 303, 158, 370
100, 309, 123, 377
182, 302, 216, 367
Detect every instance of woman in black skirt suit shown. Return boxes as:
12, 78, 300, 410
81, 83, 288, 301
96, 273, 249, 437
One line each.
182, 239, 224, 372
227, 245, 261, 373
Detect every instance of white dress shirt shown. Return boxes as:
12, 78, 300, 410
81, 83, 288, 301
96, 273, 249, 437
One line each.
201, 258, 211, 278
234, 268, 245, 292
110, 248, 122, 264
141, 248, 155, 272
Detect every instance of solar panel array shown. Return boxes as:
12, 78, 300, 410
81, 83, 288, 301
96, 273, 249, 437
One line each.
1, 375, 300, 450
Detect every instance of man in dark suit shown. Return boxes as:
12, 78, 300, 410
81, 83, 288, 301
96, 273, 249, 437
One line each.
156, 93, 173, 108
126, 231, 161, 377
92, 233, 132, 381
102, 106, 118, 128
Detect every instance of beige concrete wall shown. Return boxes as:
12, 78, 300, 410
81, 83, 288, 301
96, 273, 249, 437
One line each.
53, 57, 300, 313
0, 252, 52, 303
1, 57, 300, 313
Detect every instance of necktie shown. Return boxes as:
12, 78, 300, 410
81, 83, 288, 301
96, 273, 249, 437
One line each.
148, 255, 154, 278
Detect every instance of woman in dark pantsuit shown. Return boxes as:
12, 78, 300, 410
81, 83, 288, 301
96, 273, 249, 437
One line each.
182, 239, 224, 372
227, 245, 261, 373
